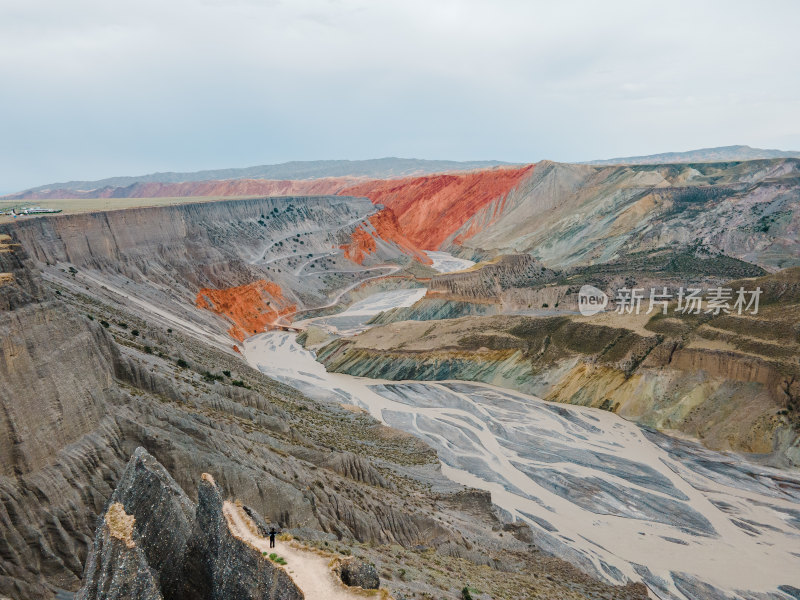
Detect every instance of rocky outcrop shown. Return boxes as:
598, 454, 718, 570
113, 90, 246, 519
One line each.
334, 558, 380, 590
102, 448, 195, 600
77, 451, 303, 600
77, 503, 164, 600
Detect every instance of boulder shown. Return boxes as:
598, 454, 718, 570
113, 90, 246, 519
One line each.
336, 558, 380, 590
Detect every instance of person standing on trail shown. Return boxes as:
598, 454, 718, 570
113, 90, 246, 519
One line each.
269, 527, 277, 548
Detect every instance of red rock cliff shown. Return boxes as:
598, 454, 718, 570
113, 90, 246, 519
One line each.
338, 165, 534, 250
340, 208, 433, 265
196, 280, 295, 342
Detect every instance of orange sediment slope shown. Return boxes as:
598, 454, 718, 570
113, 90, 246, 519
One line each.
338, 165, 534, 250
196, 280, 296, 342
340, 208, 433, 265
341, 227, 376, 264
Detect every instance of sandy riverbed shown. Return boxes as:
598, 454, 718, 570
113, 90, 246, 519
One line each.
241, 283, 800, 600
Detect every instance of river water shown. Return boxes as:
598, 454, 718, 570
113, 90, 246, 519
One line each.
242, 252, 800, 600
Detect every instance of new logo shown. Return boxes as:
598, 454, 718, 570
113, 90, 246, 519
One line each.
578, 285, 608, 316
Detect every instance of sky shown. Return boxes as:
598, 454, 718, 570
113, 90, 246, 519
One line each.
1, 0, 799, 193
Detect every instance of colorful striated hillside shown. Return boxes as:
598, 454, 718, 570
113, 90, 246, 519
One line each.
340, 208, 432, 265
338, 165, 534, 249
196, 280, 296, 341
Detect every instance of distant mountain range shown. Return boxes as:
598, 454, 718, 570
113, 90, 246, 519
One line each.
14, 158, 515, 196
9, 146, 800, 199
584, 144, 800, 165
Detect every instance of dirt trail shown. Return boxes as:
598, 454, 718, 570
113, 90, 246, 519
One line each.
223, 502, 378, 600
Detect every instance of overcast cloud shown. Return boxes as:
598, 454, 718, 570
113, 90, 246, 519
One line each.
1, 0, 798, 193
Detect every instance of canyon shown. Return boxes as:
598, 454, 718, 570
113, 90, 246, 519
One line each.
1, 156, 799, 600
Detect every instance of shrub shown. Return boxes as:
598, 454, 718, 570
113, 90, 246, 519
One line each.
222, 370, 231, 377
144, 346, 153, 354
131, 330, 139, 336
176, 358, 188, 369
462, 587, 473, 600
100, 320, 110, 328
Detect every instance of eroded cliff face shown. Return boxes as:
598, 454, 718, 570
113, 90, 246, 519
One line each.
0, 302, 115, 476
0, 238, 117, 478
0, 241, 129, 598
3, 195, 410, 301
1, 195, 432, 348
